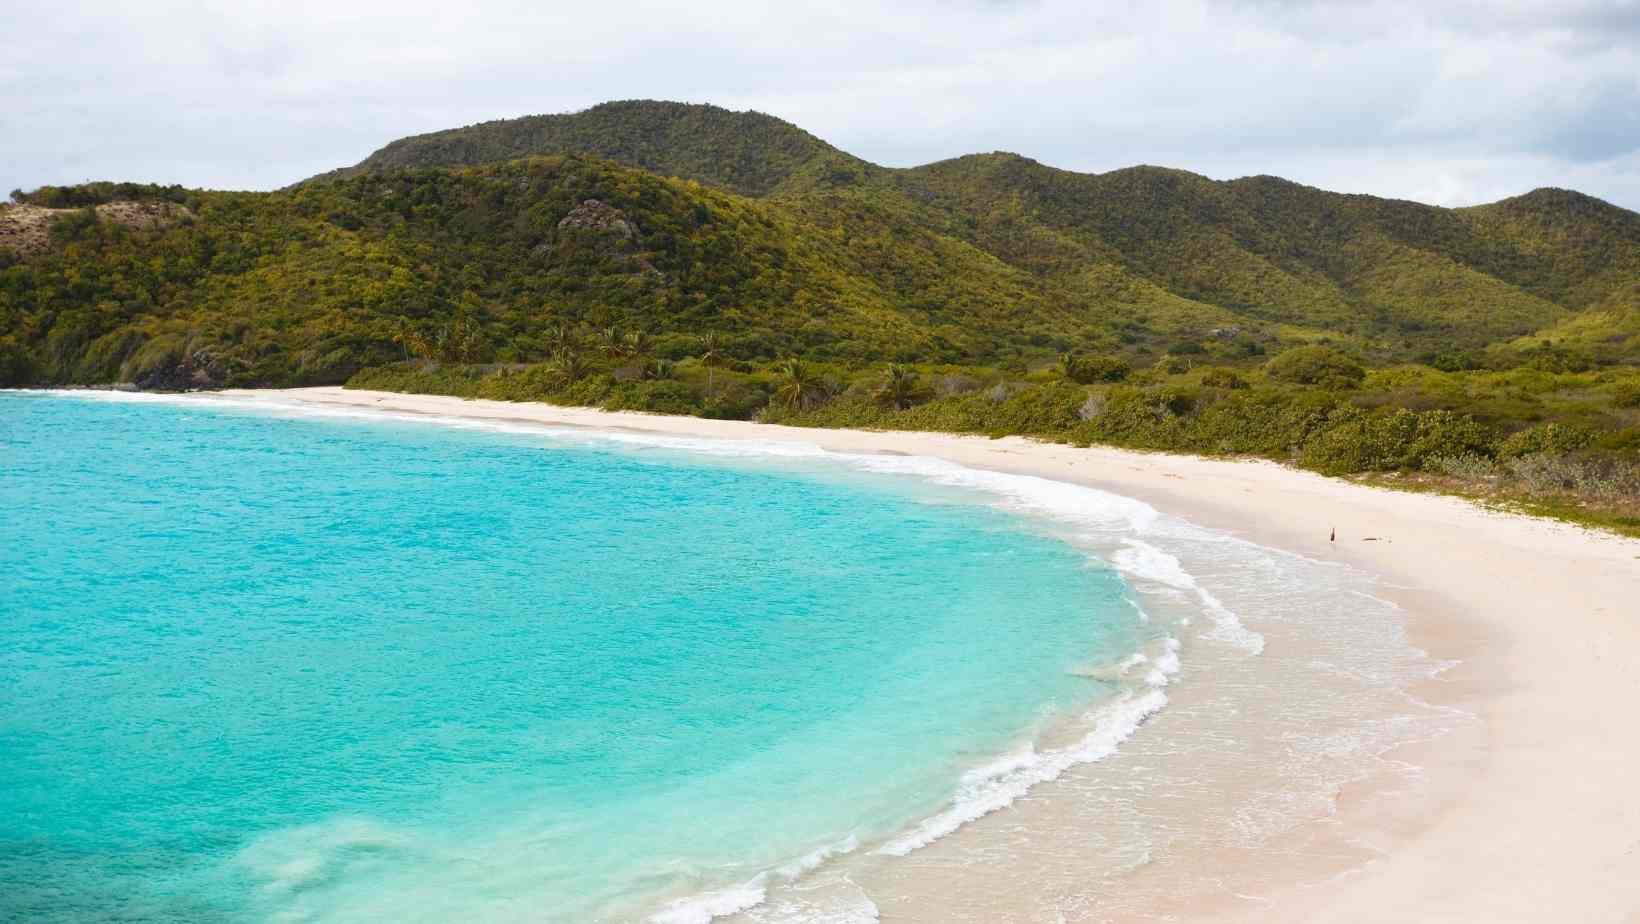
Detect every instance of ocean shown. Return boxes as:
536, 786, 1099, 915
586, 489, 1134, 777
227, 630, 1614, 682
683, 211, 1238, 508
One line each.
0, 391, 1183, 922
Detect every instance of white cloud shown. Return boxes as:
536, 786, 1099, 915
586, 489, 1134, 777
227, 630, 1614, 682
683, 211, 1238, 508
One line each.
1, 0, 1636, 208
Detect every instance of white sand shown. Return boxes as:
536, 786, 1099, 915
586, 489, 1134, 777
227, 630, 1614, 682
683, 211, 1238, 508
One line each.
232, 387, 1640, 922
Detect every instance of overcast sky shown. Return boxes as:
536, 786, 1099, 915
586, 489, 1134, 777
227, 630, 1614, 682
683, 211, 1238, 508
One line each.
4, 0, 1638, 209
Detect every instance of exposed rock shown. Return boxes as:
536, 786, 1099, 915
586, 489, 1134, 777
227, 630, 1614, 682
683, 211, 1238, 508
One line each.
133, 348, 234, 391
986, 381, 1027, 402
549, 199, 666, 280
1078, 392, 1107, 421
933, 373, 982, 397
556, 199, 639, 240
0, 200, 193, 257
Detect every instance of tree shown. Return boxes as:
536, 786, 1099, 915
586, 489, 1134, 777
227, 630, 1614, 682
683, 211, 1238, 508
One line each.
873, 363, 922, 410
544, 320, 580, 353
698, 332, 726, 394
1060, 352, 1129, 384
548, 346, 592, 384
1265, 346, 1366, 389
597, 325, 629, 360
1058, 352, 1082, 381
623, 329, 651, 361
773, 357, 825, 410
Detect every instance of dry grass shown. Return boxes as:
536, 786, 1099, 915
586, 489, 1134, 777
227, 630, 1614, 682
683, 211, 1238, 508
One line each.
0, 200, 191, 256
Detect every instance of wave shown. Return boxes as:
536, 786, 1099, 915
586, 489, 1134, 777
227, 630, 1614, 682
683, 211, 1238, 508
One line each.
648, 835, 861, 924
876, 633, 1179, 858
1112, 540, 1265, 654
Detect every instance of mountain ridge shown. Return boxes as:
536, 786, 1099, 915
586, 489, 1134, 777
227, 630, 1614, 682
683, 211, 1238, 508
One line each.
3, 100, 1637, 396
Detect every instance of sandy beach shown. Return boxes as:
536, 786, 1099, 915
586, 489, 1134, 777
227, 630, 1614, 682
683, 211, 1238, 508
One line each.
229, 386, 1640, 922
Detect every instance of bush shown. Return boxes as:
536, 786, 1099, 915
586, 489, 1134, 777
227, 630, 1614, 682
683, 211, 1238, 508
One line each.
1198, 367, 1247, 390
0, 336, 37, 385
1299, 407, 1490, 474
120, 333, 187, 385
1077, 385, 1197, 445
1154, 354, 1193, 374
1432, 453, 1499, 479
1423, 349, 1481, 372
1498, 422, 1596, 458
1505, 453, 1640, 497
1265, 346, 1366, 389
1060, 354, 1130, 384
1521, 346, 1593, 374
604, 379, 700, 415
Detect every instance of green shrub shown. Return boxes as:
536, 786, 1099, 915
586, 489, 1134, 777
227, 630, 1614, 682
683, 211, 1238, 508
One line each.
1154, 354, 1193, 374
1505, 452, 1640, 497
76, 329, 148, 382
1432, 453, 1499, 479
0, 336, 37, 385
120, 333, 187, 386
1060, 354, 1130, 384
1299, 407, 1490, 474
1498, 422, 1596, 458
604, 380, 700, 415
1198, 367, 1247, 390
1423, 349, 1481, 372
1265, 346, 1367, 389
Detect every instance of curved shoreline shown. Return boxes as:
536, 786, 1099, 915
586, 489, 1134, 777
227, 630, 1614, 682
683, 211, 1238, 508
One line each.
210, 388, 1640, 920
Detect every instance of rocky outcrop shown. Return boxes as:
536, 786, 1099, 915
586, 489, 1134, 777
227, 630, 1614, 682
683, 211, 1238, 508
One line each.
130, 346, 235, 391
0, 200, 192, 257
540, 199, 662, 279
556, 198, 640, 240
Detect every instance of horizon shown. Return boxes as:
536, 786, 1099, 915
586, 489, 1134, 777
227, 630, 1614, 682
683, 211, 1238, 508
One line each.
4, 1, 1638, 210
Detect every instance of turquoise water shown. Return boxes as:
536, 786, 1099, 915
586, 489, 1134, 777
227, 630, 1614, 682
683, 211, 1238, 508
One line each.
0, 392, 1144, 922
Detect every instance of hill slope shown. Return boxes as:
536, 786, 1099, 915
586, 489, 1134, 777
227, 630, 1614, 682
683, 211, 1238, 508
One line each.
318, 102, 1640, 357
311, 100, 877, 197
3, 101, 1639, 392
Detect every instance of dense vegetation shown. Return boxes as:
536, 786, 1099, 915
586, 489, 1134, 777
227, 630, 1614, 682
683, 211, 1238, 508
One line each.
3, 100, 1637, 531
344, 347, 1640, 534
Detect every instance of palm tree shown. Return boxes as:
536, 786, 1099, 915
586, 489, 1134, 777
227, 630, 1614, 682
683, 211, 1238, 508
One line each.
623, 329, 651, 362
874, 363, 921, 410
698, 333, 726, 394
544, 321, 579, 353
549, 346, 592, 384
597, 325, 628, 360
773, 357, 824, 410
391, 316, 414, 361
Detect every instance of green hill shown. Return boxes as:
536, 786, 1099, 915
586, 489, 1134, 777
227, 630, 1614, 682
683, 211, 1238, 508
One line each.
4, 101, 1638, 532
4, 99, 1640, 394
317, 104, 1640, 356
309, 100, 877, 197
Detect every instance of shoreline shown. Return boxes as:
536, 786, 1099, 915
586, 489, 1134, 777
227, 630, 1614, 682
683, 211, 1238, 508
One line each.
192, 388, 1640, 919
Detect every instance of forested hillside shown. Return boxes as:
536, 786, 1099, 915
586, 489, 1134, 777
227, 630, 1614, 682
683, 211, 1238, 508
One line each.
320, 101, 1640, 360
3, 100, 1637, 531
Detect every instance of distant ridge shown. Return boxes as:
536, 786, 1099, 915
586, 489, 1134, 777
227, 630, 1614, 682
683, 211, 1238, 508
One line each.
309, 100, 875, 197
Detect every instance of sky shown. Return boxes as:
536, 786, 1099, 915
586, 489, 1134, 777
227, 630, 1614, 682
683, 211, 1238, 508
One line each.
3, 0, 1638, 209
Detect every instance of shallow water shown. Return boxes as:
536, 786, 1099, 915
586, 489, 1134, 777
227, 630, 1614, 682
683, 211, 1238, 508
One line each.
0, 392, 1172, 922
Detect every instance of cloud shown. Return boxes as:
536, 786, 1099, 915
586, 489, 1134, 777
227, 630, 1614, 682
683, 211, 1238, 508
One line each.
1, 0, 1636, 209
